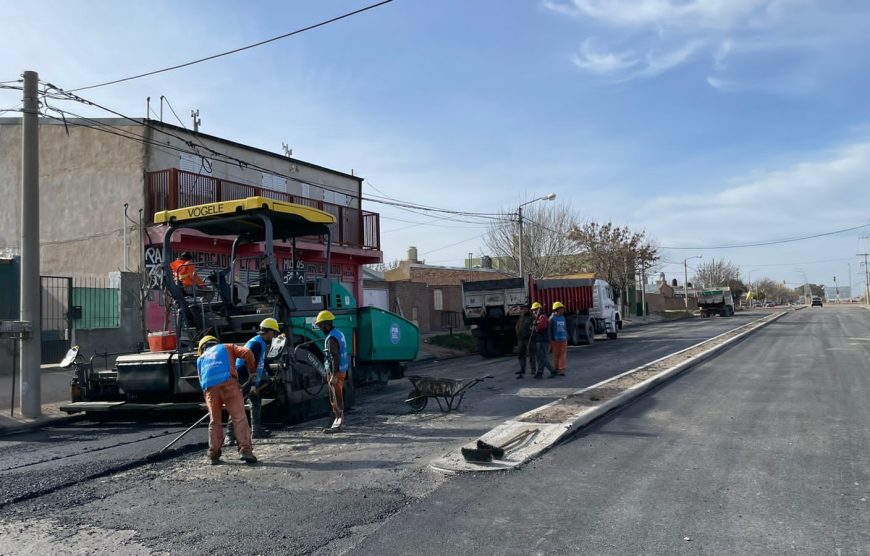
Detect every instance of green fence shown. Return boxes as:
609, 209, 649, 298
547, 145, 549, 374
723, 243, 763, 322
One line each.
72, 277, 120, 330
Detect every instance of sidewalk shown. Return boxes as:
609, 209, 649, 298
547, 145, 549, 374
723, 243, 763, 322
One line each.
0, 364, 78, 434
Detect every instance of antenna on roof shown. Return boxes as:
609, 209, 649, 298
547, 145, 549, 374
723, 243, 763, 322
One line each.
282, 143, 293, 158
190, 109, 201, 132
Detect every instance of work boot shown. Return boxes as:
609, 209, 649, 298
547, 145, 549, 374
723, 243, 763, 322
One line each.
209, 456, 221, 466
516, 373, 525, 379
252, 428, 271, 439
239, 451, 258, 464
534, 373, 543, 379
547, 372, 558, 379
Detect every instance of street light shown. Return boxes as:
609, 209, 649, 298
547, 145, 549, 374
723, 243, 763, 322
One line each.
517, 193, 557, 279
747, 268, 760, 307
683, 255, 702, 310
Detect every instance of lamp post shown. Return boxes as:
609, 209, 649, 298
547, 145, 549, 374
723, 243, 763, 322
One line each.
683, 255, 702, 310
747, 268, 760, 307
517, 193, 556, 279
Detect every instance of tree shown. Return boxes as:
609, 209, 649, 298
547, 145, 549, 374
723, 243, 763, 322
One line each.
692, 259, 740, 289
569, 221, 659, 305
483, 200, 581, 278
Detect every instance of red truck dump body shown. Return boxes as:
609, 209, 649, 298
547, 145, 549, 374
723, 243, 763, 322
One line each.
531, 277, 595, 313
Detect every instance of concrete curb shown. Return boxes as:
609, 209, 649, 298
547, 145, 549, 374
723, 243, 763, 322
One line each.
0, 407, 84, 437
431, 309, 793, 474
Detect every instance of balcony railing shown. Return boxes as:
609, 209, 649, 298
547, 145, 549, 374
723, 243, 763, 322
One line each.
146, 169, 380, 251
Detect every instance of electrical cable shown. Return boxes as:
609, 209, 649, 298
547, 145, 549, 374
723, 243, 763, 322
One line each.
419, 232, 485, 255
660, 223, 870, 249
41, 83, 510, 224
68, 1, 394, 92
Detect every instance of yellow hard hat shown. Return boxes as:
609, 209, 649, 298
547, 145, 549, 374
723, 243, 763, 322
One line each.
530, 302, 542, 310
197, 335, 218, 355
259, 317, 280, 333
314, 310, 335, 325
552, 301, 565, 311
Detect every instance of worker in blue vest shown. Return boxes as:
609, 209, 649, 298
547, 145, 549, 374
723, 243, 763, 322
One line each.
224, 318, 280, 446
315, 310, 348, 434
196, 335, 257, 465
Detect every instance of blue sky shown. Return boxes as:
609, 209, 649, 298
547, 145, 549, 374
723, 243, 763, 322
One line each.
2, 0, 870, 293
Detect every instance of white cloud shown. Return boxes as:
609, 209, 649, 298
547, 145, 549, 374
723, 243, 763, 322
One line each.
544, 0, 849, 86
571, 40, 638, 74
638, 141, 870, 250
543, 0, 776, 30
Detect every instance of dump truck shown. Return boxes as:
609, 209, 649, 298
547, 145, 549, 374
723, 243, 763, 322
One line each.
461, 275, 621, 358
698, 287, 735, 317
60, 197, 419, 421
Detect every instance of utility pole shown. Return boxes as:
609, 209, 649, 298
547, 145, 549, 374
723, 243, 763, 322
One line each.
859, 252, 870, 305
190, 109, 201, 132
683, 255, 702, 311
20, 70, 42, 418
517, 206, 524, 279
848, 263, 853, 302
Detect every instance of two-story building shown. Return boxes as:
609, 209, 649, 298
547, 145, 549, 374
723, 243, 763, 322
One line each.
0, 117, 382, 357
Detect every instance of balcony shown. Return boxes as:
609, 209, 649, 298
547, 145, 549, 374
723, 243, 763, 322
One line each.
146, 169, 380, 251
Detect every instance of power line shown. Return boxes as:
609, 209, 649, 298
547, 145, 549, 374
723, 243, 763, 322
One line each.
420, 233, 484, 255
660, 223, 870, 250
40, 83, 510, 226
68, 0, 395, 92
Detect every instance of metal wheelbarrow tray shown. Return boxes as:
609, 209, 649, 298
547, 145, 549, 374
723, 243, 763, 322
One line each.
404, 374, 492, 413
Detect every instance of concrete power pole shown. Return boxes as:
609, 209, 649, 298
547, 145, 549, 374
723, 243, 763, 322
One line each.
20, 70, 42, 418
859, 252, 870, 305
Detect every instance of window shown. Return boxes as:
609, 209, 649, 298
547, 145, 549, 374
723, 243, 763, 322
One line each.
433, 289, 443, 311
180, 153, 211, 175
261, 173, 288, 193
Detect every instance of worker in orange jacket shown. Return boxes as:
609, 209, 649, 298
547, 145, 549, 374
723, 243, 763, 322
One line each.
196, 336, 258, 465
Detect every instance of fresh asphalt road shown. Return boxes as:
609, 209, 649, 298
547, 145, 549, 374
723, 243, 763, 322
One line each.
0, 310, 814, 555
354, 305, 870, 555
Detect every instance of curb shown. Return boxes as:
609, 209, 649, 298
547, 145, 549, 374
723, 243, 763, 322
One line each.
431, 309, 792, 474
0, 411, 84, 437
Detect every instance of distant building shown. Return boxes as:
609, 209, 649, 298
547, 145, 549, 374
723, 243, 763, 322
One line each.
824, 286, 851, 301
383, 247, 511, 333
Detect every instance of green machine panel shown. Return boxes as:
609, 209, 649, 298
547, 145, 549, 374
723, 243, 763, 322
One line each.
356, 307, 419, 362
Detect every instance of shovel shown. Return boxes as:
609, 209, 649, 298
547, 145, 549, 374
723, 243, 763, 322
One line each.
461, 429, 536, 463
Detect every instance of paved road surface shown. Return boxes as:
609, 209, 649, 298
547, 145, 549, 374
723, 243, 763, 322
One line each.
354, 305, 870, 555
4, 310, 834, 555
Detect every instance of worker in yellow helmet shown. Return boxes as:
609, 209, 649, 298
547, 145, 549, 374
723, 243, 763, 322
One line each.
315, 310, 348, 433
225, 318, 281, 446
531, 302, 557, 379
549, 302, 568, 377
196, 335, 258, 465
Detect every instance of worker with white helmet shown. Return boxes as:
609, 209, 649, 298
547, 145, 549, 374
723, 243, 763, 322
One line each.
224, 317, 281, 446
315, 310, 348, 433
196, 335, 258, 465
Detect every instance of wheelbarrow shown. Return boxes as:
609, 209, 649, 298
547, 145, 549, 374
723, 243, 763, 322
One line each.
404, 374, 493, 413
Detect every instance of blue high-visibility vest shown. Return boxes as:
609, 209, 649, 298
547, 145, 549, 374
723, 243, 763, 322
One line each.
197, 344, 231, 390
237, 335, 268, 386
324, 328, 349, 373
550, 315, 568, 342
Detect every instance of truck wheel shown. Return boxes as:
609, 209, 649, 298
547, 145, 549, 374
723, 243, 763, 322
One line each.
477, 338, 497, 358
616, 318, 623, 330
607, 328, 618, 340
497, 336, 515, 355
581, 320, 595, 346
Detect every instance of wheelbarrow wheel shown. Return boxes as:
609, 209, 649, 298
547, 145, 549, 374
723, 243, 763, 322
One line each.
406, 388, 427, 413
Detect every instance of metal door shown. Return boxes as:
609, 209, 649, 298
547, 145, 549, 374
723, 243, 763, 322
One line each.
40, 276, 72, 364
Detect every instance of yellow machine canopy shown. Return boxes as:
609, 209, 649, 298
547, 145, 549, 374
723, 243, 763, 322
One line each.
154, 196, 336, 240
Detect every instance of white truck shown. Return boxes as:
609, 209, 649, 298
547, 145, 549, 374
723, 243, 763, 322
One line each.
698, 287, 735, 317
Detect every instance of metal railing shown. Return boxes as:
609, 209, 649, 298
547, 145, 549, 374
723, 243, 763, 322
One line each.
146, 169, 380, 250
